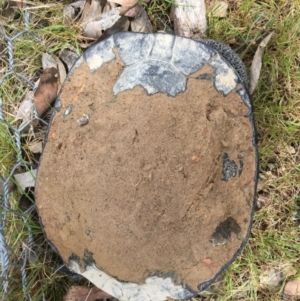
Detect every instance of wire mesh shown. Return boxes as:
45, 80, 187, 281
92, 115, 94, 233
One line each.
0, 10, 47, 300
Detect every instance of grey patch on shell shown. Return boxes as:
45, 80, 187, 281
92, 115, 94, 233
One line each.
54, 98, 62, 111
202, 39, 248, 84
237, 87, 252, 109
221, 153, 237, 181
114, 32, 153, 65
84, 35, 115, 72
68, 261, 195, 301
113, 60, 186, 97
209, 53, 239, 96
211, 217, 241, 247
198, 280, 212, 292
195, 73, 214, 81
148, 33, 175, 62
172, 37, 216, 75
67, 56, 84, 77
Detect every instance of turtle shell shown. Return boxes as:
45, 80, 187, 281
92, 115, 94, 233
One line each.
35, 32, 258, 301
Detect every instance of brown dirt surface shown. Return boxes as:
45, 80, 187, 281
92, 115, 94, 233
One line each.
35, 53, 256, 291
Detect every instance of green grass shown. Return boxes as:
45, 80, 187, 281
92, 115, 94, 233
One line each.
1, 0, 300, 300
0, 122, 17, 177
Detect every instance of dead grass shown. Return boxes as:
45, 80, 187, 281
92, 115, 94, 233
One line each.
0, 0, 299, 300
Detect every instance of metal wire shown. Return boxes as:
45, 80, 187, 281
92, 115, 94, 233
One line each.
0, 10, 36, 300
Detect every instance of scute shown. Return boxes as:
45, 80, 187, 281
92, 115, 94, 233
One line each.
172, 37, 216, 75
113, 59, 186, 96
148, 33, 175, 61
113, 32, 153, 65
84, 35, 115, 72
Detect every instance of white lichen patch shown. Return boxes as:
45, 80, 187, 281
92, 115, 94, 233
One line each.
84, 36, 115, 72
68, 260, 194, 301
209, 54, 239, 96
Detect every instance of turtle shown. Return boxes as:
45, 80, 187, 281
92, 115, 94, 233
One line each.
35, 32, 258, 301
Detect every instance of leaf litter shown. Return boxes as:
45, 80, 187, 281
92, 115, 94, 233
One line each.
249, 32, 274, 95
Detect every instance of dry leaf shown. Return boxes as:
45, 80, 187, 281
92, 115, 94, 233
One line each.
101, 15, 130, 39
15, 91, 35, 126
80, 0, 103, 23
34, 67, 59, 117
259, 263, 297, 292
42, 53, 66, 85
284, 279, 300, 296
42, 53, 57, 70
109, 0, 142, 15
64, 0, 85, 23
172, 0, 207, 39
55, 56, 67, 85
130, 5, 153, 33
109, 0, 139, 7
59, 49, 80, 72
209, 1, 228, 18
82, 7, 122, 39
28, 141, 43, 153
249, 32, 274, 95
63, 285, 113, 301
14, 170, 37, 191
124, 5, 139, 17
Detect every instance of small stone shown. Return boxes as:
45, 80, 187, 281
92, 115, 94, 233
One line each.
203, 258, 212, 265
77, 114, 89, 126
178, 165, 183, 172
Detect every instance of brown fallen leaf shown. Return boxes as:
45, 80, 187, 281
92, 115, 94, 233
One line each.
284, 279, 300, 296
34, 67, 58, 118
130, 5, 153, 33
172, 0, 207, 39
249, 32, 274, 95
63, 285, 114, 301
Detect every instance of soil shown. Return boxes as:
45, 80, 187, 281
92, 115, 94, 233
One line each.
35, 52, 256, 291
